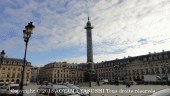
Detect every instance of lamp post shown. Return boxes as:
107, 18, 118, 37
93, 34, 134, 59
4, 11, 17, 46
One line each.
161, 61, 170, 86
19, 22, 35, 96
0, 50, 5, 68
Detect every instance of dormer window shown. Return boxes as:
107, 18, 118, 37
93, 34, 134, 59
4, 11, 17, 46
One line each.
127, 60, 129, 63
111, 63, 113, 66
154, 56, 157, 60
159, 55, 162, 59
124, 61, 126, 64
149, 57, 152, 61
143, 58, 147, 61
164, 54, 168, 59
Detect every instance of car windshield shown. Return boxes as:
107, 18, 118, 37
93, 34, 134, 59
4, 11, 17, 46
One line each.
66, 85, 80, 89
1, 86, 7, 89
10, 86, 20, 90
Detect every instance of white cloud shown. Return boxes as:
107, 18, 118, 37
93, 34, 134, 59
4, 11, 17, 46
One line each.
1, 0, 170, 64
33, 64, 45, 67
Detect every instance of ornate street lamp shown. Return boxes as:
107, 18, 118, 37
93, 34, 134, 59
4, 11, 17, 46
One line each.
19, 22, 35, 96
161, 61, 170, 86
0, 50, 5, 68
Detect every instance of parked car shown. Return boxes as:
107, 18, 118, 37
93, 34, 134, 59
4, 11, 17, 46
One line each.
143, 88, 170, 96
36, 84, 80, 96
6, 84, 20, 95
64, 84, 90, 96
0, 85, 7, 94
101, 79, 109, 84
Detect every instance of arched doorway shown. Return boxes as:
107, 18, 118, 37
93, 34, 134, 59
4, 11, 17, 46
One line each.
0, 80, 4, 85
16, 79, 20, 84
54, 79, 56, 83
122, 77, 124, 81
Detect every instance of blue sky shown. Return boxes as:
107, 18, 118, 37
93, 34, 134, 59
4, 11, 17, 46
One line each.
0, 0, 170, 67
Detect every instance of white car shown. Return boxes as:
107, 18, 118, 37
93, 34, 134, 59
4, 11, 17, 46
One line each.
0, 86, 7, 94
64, 84, 90, 96
143, 88, 170, 96
6, 84, 20, 95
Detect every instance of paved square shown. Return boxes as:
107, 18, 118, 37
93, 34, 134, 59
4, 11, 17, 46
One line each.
23, 84, 170, 96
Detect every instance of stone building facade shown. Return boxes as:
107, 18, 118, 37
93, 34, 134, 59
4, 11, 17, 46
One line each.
0, 57, 32, 84
39, 62, 87, 84
31, 67, 41, 82
39, 50, 170, 83
95, 50, 170, 82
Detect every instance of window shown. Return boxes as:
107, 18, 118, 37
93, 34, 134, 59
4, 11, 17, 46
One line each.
143, 58, 147, 61
164, 54, 168, 58
13, 68, 15, 71
140, 65, 142, 67
149, 57, 152, 60
132, 66, 134, 68
154, 56, 157, 60
159, 55, 162, 59
136, 65, 138, 68
8, 68, 10, 70
17, 73, 20, 77
150, 64, 153, 67
146, 69, 148, 73
7, 73, 10, 77
18, 68, 20, 71
27, 73, 29, 78
155, 63, 158, 66
162, 68, 165, 73
2, 67, 5, 70
145, 64, 147, 67
12, 73, 15, 77
1, 73, 4, 77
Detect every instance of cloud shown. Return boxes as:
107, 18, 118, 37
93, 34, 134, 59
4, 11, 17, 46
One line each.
32, 64, 45, 67
0, 0, 170, 65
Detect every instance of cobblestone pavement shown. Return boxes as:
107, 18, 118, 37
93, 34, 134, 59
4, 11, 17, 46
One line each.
23, 84, 170, 96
